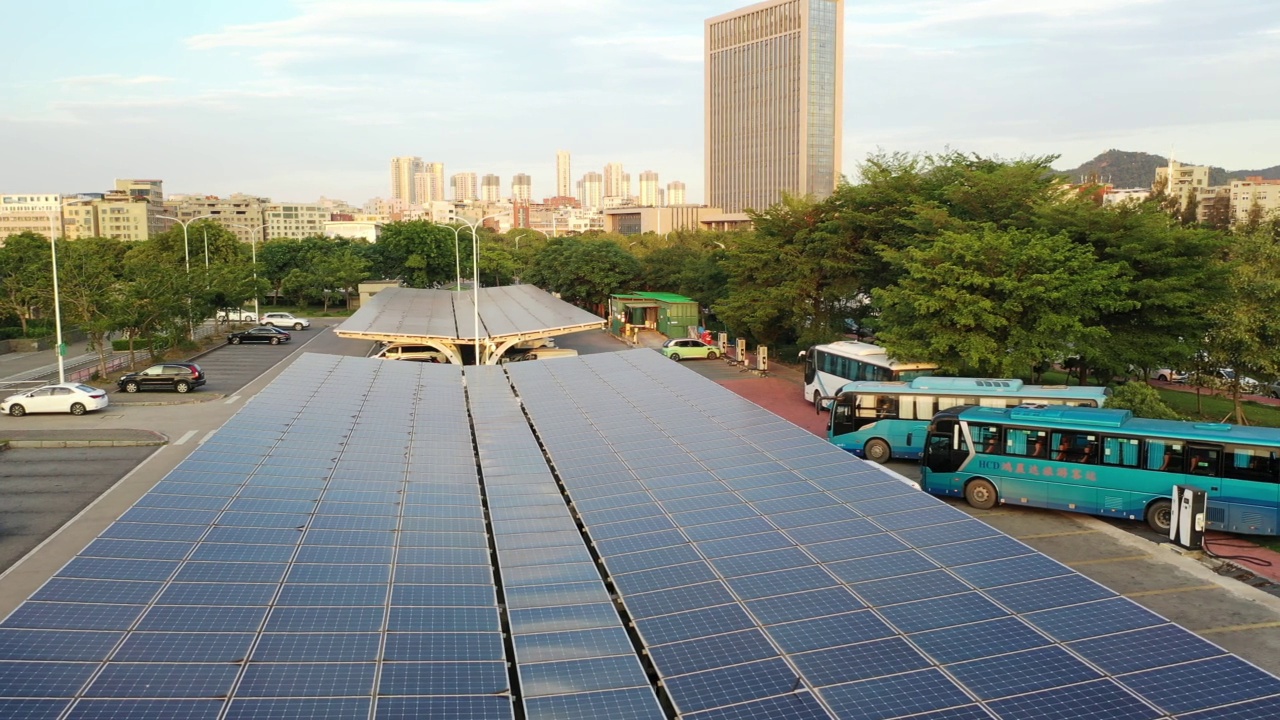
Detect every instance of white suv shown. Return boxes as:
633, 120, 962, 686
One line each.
260, 312, 311, 330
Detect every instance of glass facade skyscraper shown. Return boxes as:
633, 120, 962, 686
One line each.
705, 0, 843, 214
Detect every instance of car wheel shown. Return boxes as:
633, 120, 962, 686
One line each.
293, 323, 304, 330
70, 402, 86, 416
964, 478, 999, 510
9, 404, 25, 417
231, 337, 242, 345
246, 315, 256, 322
1145, 498, 1173, 534
864, 439, 891, 463
669, 353, 681, 361
124, 381, 139, 393
263, 322, 274, 327
1271, 390, 1280, 399
270, 337, 280, 345
707, 351, 718, 360
175, 382, 190, 393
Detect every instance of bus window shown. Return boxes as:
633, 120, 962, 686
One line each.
1050, 432, 1098, 464
1145, 440, 1184, 473
1224, 447, 1276, 483
1102, 437, 1141, 468
1186, 445, 1221, 477
905, 396, 934, 421
875, 396, 896, 419
1006, 428, 1047, 457
979, 397, 1005, 409
855, 395, 879, 420
971, 426, 1001, 455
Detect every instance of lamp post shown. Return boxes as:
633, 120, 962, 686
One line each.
445, 224, 465, 291
155, 214, 217, 273
229, 223, 269, 320
454, 214, 504, 363
47, 211, 65, 383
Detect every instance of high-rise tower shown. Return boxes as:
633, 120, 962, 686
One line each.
705, 0, 843, 213
390, 156, 425, 204
556, 151, 572, 198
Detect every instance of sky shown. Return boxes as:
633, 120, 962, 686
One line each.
2, 0, 1277, 205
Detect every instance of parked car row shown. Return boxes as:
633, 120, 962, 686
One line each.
215, 310, 311, 331
1152, 367, 1262, 393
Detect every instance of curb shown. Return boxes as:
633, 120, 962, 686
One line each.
3, 439, 167, 448
108, 393, 226, 407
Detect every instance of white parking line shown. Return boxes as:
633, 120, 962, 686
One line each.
225, 395, 241, 404
198, 430, 217, 445
173, 430, 197, 446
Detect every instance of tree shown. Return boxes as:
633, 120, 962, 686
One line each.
310, 246, 371, 311
874, 225, 1130, 377
1199, 218, 1280, 424
525, 237, 641, 311
55, 237, 129, 377
0, 232, 53, 334
375, 221, 462, 288
1105, 382, 1181, 420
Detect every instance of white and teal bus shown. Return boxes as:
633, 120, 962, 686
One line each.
800, 341, 936, 411
920, 404, 1280, 535
829, 377, 1110, 462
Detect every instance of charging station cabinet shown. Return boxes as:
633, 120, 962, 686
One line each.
1170, 485, 1207, 549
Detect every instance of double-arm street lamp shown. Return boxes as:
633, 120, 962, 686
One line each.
454, 214, 504, 363
155, 214, 217, 273
229, 223, 269, 320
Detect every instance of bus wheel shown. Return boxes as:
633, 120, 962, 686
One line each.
964, 479, 998, 510
1145, 499, 1173, 534
864, 439, 891, 463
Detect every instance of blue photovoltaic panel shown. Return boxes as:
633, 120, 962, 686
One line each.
505, 349, 1280, 719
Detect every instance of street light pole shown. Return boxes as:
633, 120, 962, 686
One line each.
456, 214, 503, 363
229, 223, 269, 320
446, 224, 465, 291
156, 214, 216, 273
47, 212, 65, 383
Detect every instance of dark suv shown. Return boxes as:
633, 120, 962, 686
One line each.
117, 363, 206, 393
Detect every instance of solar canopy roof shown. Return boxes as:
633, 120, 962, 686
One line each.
336, 285, 605, 364
2, 350, 1279, 719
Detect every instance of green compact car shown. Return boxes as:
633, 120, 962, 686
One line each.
661, 338, 720, 361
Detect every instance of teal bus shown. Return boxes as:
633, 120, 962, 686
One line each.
828, 377, 1110, 463
920, 404, 1280, 535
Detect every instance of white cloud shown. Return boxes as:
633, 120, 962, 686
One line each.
56, 74, 173, 87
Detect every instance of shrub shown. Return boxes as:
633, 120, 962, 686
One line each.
1106, 382, 1182, 420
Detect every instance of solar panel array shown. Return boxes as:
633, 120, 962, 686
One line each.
3, 349, 1280, 719
506, 350, 1280, 720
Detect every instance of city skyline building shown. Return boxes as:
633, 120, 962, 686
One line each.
424, 162, 445, 202
114, 179, 164, 202
481, 174, 502, 203
556, 150, 572, 198
390, 156, 425, 204
512, 174, 532, 204
578, 171, 603, 209
667, 181, 687, 206
603, 162, 625, 199
705, 0, 843, 213
451, 172, 478, 202
638, 170, 660, 207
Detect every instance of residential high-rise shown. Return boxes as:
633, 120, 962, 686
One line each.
604, 162, 625, 198
556, 150, 572, 197
481, 174, 502, 203
390, 156, 425, 204
423, 162, 444, 201
667, 181, 687, 206
578, 172, 603, 209
451, 173, 478, 202
412, 172, 429, 206
706, 0, 844, 213
621, 173, 632, 201
638, 171, 660, 207
512, 174, 532, 203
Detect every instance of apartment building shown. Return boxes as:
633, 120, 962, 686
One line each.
706, 0, 843, 213
0, 193, 63, 241
578, 172, 603, 209
165, 195, 269, 244
481, 174, 502, 203
556, 151, 572, 197
114, 178, 164, 202
452, 173, 478, 202
1154, 161, 1210, 210
264, 202, 330, 239
1231, 176, 1280, 225
512, 174, 532, 203
638, 171, 660, 207
666, 181, 687, 206
390, 156, 425, 204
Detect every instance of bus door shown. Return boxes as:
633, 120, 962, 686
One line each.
1217, 446, 1277, 534
830, 394, 856, 442
802, 348, 816, 385
922, 418, 969, 495
1184, 443, 1225, 527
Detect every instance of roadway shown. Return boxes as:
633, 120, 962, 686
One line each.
3, 326, 1280, 677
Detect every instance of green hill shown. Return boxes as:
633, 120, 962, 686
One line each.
1057, 149, 1280, 189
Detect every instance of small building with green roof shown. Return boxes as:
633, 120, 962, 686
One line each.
608, 291, 701, 339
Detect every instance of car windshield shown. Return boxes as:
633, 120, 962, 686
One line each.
662, 340, 677, 347
75, 385, 98, 393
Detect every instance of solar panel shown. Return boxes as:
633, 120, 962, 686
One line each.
3, 348, 1279, 719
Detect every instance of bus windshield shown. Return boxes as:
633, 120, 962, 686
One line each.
919, 405, 1280, 536
827, 377, 1110, 463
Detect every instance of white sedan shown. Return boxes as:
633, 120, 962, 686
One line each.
1, 383, 110, 417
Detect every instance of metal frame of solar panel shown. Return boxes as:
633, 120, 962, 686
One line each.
464, 365, 665, 720
505, 349, 1280, 720
0, 354, 514, 720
